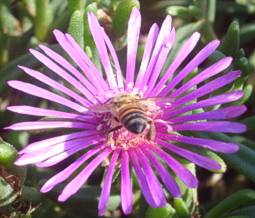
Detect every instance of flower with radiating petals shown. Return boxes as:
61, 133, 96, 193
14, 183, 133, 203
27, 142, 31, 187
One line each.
6, 8, 246, 215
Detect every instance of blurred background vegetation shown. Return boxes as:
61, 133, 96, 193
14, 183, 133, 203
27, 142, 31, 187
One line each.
1, 0, 255, 217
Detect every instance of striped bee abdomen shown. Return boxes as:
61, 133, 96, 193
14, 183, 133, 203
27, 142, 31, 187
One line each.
119, 106, 148, 134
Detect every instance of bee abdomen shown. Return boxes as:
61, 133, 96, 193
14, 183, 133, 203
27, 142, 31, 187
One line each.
122, 111, 147, 134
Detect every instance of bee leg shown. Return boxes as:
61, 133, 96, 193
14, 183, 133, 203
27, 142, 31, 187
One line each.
106, 125, 123, 147
147, 120, 156, 141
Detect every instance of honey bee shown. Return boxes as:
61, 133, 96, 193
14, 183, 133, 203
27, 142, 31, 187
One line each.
89, 93, 173, 141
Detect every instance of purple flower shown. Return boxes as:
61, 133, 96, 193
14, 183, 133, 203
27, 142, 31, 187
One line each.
6, 8, 246, 215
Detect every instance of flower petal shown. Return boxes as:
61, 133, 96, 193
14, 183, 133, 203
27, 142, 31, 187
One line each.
39, 44, 99, 96
125, 7, 141, 91
18, 66, 90, 106
143, 148, 181, 197
88, 13, 118, 91
5, 121, 96, 131
58, 148, 112, 201
101, 29, 124, 90
154, 40, 220, 95
158, 139, 221, 171
145, 28, 176, 95
158, 133, 239, 153
172, 121, 246, 133
153, 32, 201, 96
174, 71, 241, 106
19, 130, 98, 154
129, 149, 157, 207
136, 148, 166, 207
172, 57, 233, 97
53, 30, 109, 94
164, 90, 243, 118
121, 150, 133, 214
40, 145, 104, 193
15, 136, 103, 165
8, 105, 95, 122
29, 49, 96, 104
98, 150, 120, 216
139, 16, 172, 92
169, 105, 247, 122
135, 23, 159, 90
146, 144, 198, 188
8, 80, 87, 113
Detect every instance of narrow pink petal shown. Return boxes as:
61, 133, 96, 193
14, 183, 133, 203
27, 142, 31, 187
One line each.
157, 133, 239, 153
15, 136, 103, 165
19, 130, 98, 154
29, 49, 97, 104
158, 139, 221, 171
145, 144, 198, 188
129, 149, 157, 207
39, 44, 100, 97
134, 23, 159, 90
36, 141, 104, 168
5, 121, 96, 131
172, 121, 246, 133
174, 71, 241, 106
40, 145, 104, 193
7, 105, 96, 122
58, 148, 112, 201
53, 30, 108, 95
139, 16, 172, 92
172, 57, 233, 98
8, 80, 87, 113
64, 33, 109, 93
98, 150, 120, 216
102, 29, 124, 90
153, 40, 220, 95
143, 148, 181, 197
19, 66, 90, 106
88, 13, 118, 91
164, 90, 243, 118
145, 28, 176, 95
135, 148, 166, 207
121, 150, 133, 214
154, 32, 201, 96
125, 8, 141, 91
168, 105, 247, 123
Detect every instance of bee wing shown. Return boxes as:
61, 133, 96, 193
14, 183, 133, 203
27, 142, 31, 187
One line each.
88, 102, 113, 113
139, 96, 175, 104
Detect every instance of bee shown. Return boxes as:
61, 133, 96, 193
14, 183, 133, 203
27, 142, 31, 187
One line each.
89, 93, 173, 141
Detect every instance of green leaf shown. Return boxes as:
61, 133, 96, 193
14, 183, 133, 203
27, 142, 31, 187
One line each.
166, 5, 202, 19
229, 206, 255, 217
240, 23, 255, 44
145, 204, 176, 218
0, 176, 18, 207
204, 189, 255, 218
219, 21, 240, 57
34, 0, 53, 41
67, 0, 86, 13
112, 0, 140, 36
173, 198, 189, 218
242, 115, 255, 132
207, 0, 216, 23
0, 3, 21, 36
46, 185, 120, 210
0, 139, 17, 168
68, 10, 84, 49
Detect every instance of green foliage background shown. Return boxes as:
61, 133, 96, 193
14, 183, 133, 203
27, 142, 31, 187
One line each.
1, 0, 255, 217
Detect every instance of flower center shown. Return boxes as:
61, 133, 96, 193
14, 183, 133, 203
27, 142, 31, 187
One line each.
94, 93, 170, 150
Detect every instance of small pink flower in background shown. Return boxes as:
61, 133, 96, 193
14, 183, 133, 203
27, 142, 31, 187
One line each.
6, 8, 246, 216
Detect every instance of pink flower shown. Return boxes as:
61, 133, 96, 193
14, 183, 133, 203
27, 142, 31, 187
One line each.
6, 8, 246, 216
